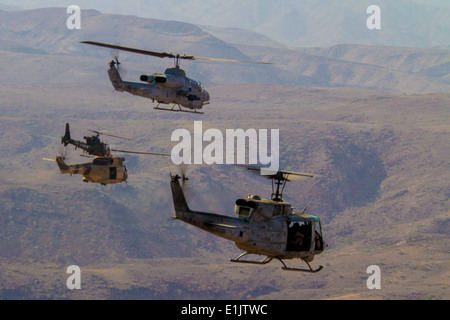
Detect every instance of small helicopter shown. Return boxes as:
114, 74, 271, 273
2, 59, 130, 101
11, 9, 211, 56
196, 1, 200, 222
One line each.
81, 41, 272, 114
44, 123, 170, 185
45, 154, 129, 186
60, 122, 169, 158
170, 166, 326, 273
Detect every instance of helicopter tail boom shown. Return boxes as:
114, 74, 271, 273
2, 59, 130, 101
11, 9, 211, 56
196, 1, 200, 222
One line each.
108, 61, 124, 92
56, 155, 69, 172
56, 156, 91, 177
170, 175, 249, 243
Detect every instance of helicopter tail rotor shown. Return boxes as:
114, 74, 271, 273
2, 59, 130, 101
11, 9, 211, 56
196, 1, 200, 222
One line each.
176, 163, 189, 188
109, 45, 128, 78
169, 163, 196, 205
170, 169, 191, 214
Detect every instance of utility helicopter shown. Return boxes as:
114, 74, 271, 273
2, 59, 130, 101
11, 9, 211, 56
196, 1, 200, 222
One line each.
170, 166, 326, 273
44, 123, 170, 185
44, 154, 130, 186
81, 41, 272, 114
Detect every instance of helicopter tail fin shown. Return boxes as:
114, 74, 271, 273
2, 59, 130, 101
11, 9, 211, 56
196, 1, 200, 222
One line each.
55, 155, 69, 173
108, 61, 124, 92
61, 122, 71, 146
170, 175, 190, 215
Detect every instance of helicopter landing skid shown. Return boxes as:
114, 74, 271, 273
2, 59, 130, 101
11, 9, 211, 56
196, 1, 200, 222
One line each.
230, 252, 323, 273
230, 252, 273, 265
154, 104, 204, 115
279, 259, 323, 273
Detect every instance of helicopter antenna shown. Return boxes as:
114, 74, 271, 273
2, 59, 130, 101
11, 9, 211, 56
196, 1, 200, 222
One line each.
300, 205, 309, 215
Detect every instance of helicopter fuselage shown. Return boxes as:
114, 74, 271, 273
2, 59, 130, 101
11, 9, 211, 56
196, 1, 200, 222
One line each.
56, 155, 127, 185
108, 63, 210, 111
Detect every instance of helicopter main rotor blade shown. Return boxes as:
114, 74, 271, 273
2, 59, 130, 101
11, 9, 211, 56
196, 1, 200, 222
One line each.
245, 166, 315, 180
89, 130, 134, 141
81, 41, 176, 59
111, 149, 171, 156
191, 56, 273, 65
81, 41, 272, 65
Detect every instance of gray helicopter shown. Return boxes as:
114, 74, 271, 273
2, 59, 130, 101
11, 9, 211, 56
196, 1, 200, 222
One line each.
81, 41, 271, 114
170, 167, 326, 273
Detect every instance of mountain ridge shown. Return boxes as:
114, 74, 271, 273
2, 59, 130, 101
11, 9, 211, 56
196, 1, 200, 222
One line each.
0, 8, 448, 300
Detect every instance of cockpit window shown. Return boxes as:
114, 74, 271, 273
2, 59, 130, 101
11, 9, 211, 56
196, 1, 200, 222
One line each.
93, 158, 112, 166
315, 221, 322, 236
235, 200, 258, 219
238, 206, 252, 218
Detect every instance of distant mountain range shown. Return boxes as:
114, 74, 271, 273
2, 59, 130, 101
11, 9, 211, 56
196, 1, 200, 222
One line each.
1, 0, 449, 48
0, 8, 448, 94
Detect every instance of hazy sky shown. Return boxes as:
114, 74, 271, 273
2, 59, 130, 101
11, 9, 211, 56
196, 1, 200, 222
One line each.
1, 0, 448, 48
2, 0, 450, 15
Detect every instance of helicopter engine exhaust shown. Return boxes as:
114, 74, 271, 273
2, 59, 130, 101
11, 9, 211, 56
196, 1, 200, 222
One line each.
155, 76, 167, 83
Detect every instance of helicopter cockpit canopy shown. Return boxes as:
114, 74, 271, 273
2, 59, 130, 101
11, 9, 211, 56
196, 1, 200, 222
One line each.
188, 79, 206, 92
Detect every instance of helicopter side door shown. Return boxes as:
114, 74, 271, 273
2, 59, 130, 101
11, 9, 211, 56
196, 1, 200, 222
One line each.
286, 220, 313, 252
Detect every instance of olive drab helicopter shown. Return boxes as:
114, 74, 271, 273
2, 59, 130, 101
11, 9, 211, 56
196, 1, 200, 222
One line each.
60, 122, 169, 158
170, 166, 327, 273
80, 41, 272, 114
44, 123, 170, 185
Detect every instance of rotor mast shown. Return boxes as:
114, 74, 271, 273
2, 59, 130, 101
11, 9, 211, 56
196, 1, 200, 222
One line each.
174, 54, 181, 68
245, 167, 315, 202
272, 176, 288, 202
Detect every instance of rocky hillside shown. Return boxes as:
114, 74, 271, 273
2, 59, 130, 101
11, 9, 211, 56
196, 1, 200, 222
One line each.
0, 8, 448, 300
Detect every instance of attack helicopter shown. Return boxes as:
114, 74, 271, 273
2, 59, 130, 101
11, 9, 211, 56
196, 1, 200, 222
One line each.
44, 123, 170, 185
170, 166, 326, 273
81, 41, 272, 114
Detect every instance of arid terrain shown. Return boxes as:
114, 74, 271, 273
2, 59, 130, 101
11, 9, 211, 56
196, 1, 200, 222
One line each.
0, 8, 448, 300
